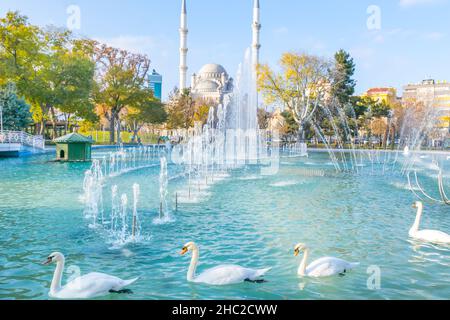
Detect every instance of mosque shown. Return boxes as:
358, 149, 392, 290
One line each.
178, 0, 261, 105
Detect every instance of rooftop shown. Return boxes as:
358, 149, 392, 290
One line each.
53, 133, 94, 144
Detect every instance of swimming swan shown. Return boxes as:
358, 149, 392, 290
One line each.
180, 242, 271, 285
294, 243, 359, 277
43, 252, 138, 299
409, 201, 450, 244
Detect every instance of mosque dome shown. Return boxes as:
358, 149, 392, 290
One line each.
198, 64, 228, 78
195, 80, 219, 92
191, 63, 232, 103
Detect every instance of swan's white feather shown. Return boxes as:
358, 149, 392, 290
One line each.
305, 257, 358, 277
409, 202, 450, 245
412, 229, 450, 244
193, 265, 270, 285
51, 273, 138, 299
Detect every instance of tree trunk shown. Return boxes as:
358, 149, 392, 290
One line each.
49, 105, 57, 139
116, 114, 121, 145
382, 123, 389, 149
391, 126, 396, 150
109, 114, 115, 144
39, 120, 45, 136
65, 113, 71, 135
298, 123, 305, 143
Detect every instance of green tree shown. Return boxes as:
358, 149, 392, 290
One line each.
0, 11, 42, 89
280, 110, 300, 138
125, 94, 167, 142
370, 100, 391, 118
29, 29, 96, 137
0, 83, 32, 130
0, 12, 96, 136
332, 49, 356, 106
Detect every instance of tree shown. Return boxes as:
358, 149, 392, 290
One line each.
165, 88, 195, 129
29, 28, 96, 137
125, 94, 167, 142
0, 11, 44, 134
258, 52, 333, 141
193, 104, 211, 125
0, 83, 32, 131
332, 49, 356, 106
257, 108, 270, 129
371, 118, 387, 146
192, 97, 216, 126
280, 110, 300, 139
93, 44, 151, 143
0, 11, 42, 89
0, 12, 96, 137
370, 100, 391, 118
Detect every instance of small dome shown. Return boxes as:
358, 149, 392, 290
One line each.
195, 80, 219, 92
198, 64, 227, 78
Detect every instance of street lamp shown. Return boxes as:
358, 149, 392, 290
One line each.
0, 97, 3, 133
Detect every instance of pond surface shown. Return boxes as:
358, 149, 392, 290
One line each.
0, 149, 449, 300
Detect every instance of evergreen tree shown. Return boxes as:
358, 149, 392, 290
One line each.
332, 49, 356, 106
0, 83, 32, 131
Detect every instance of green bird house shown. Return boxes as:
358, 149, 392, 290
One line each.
54, 133, 93, 162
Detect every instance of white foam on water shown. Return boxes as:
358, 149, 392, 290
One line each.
270, 180, 301, 187
390, 181, 420, 191
239, 175, 262, 181
152, 215, 175, 225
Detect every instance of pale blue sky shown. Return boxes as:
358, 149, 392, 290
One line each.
1, 0, 449, 100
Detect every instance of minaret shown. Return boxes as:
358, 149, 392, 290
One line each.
252, 0, 261, 107
179, 0, 188, 91
252, 0, 261, 75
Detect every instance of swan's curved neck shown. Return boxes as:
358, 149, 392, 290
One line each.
410, 204, 423, 235
298, 249, 309, 276
51, 258, 65, 295
187, 247, 199, 282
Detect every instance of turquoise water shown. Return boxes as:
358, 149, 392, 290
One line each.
0, 149, 449, 300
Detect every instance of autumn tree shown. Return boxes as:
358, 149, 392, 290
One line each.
165, 88, 195, 129
257, 108, 271, 130
258, 52, 333, 141
93, 44, 151, 143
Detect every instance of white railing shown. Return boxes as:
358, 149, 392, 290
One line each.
0, 131, 45, 150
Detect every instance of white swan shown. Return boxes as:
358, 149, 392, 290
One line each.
294, 243, 359, 277
43, 252, 138, 299
409, 201, 450, 244
180, 242, 271, 285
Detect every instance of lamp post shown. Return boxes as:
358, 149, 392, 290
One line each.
0, 94, 3, 133
0, 102, 3, 133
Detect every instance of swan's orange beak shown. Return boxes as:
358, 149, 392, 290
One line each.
412, 203, 417, 209
294, 249, 299, 257
180, 247, 188, 256
42, 257, 52, 265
